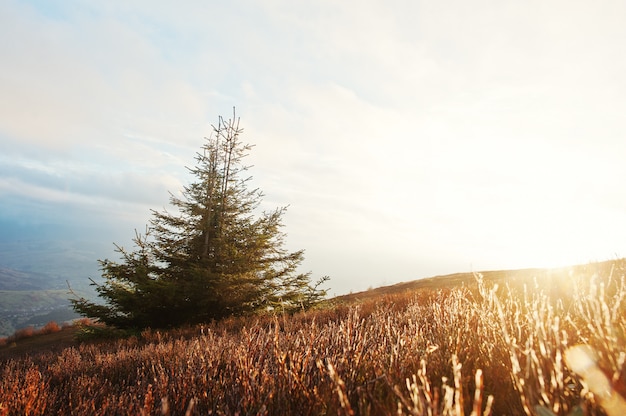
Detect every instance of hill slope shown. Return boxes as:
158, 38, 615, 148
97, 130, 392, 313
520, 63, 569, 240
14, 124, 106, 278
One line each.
0, 268, 52, 290
2, 258, 620, 360
335, 259, 617, 302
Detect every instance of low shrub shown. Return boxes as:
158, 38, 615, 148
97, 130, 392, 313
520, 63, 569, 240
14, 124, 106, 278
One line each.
38, 321, 61, 335
6, 326, 35, 343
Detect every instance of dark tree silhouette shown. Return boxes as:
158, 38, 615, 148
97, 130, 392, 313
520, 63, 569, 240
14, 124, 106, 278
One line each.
71, 110, 328, 329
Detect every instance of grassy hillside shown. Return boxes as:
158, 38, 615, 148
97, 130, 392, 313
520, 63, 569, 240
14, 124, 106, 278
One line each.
0, 259, 625, 415
335, 259, 614, 303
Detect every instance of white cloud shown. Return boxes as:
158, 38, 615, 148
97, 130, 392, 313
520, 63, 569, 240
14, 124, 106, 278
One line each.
0, 1, 212, 152
1, 0, 626, 294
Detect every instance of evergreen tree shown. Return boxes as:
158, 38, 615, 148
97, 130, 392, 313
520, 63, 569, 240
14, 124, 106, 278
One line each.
71, 111, 328, 329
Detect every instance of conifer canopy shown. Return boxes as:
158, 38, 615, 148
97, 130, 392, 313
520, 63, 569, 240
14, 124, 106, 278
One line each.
71, 111, 328, 329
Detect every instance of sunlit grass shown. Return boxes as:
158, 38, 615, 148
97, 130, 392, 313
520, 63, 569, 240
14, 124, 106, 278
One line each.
0, 260, 624, 415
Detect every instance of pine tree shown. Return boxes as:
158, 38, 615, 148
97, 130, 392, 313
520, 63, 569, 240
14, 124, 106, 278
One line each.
71, 111, 328, 329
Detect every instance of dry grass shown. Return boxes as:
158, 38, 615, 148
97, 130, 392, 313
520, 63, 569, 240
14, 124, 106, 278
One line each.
0, 320, 63, 347
0, 261, 625, 415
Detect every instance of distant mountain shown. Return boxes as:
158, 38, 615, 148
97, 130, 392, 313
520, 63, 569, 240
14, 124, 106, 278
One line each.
0, 239, 105, 285
0, 219, 137, 337
0, 240, 108, 337
0, 268, 53, 290
0, 286, 77, 338
0, 218, 132, 286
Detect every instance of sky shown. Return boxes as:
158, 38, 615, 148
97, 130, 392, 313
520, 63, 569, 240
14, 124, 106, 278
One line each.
1, 0, 626, 296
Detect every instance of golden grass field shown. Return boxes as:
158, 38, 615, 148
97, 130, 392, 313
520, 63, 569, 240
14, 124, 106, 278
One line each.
1, 260, 625, 415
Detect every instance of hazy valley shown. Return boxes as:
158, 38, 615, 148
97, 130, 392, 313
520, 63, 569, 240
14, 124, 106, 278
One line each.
0, 236, 112, 337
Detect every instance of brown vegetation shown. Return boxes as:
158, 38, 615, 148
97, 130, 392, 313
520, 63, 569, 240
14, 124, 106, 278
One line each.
0, 261, 625, 415
0, 320, 63, 347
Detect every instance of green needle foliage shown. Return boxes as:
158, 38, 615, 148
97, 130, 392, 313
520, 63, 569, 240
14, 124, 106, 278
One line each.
71, 110, 328, 329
